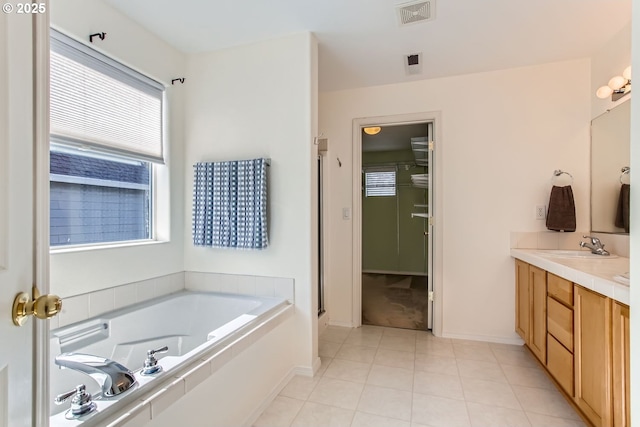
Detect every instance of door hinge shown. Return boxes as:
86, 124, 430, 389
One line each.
429, 141, 434, 151
428, 291, 434, 302
429, 217, 434, 226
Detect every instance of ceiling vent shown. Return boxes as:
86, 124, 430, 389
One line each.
404, 52, 423, 75
396, 0, 434, 26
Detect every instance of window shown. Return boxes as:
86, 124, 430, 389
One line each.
50, 30, 164, 247
364, 169, 396, 197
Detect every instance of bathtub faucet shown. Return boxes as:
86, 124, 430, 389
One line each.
55, 353, 137, 397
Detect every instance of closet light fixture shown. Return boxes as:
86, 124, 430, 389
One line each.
596, 66, 631, 101
364, 126, 382, 135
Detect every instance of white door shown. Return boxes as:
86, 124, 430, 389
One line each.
0, 10, 46, 427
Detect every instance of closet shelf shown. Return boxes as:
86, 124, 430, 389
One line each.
411, 213, 430, 219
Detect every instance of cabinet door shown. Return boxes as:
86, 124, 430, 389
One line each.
574, 286, 611, 427
515, 260, 529, 341
612, 302, 630, 427
529, 265, 546, 363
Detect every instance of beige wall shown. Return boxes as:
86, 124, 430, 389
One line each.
320, 59, 591, 342
182, 33, 319, 369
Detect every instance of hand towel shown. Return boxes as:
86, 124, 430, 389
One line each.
615, 183, 630, 233
546, 185, 576, 232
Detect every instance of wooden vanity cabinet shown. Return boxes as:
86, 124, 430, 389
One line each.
612, 301, 631, 427
514, 260, 546, 364
574, 285, 612, 427
546, 274, 574, 396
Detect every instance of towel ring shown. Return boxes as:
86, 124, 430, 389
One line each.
620, 166, 630, 184
552, 169, 573, 185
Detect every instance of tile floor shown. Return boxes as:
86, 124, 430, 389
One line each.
253, 326, 587, 427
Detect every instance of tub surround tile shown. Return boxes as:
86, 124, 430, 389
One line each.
291, 401, 354, 427
58, 294, 89, 327
147, 378, 186, 419
219, 274, 240, 294
88, 288, 115, 317
274, 277, 295, 302
183, 360, 213, 393
237, 275, 257, 295
254, 276, 276, 297
113, 283, 138, 311
106, 402, 151, 427
135, 279, 158, 303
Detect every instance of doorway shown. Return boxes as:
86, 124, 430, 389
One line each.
360, 122, 434, 330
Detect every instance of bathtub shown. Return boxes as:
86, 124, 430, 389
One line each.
49, 291, 291, 426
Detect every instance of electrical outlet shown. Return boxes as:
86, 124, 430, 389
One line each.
535, 205, 546, 220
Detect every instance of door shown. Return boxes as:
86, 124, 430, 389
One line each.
426, 122, 434, 330
0, 11, 35, 427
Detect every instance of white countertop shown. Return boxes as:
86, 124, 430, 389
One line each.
510, 249, 630, 305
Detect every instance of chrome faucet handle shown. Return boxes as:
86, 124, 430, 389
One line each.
141, 346, 169, 376
582, 235, 601, 246
55, 384, 97, 419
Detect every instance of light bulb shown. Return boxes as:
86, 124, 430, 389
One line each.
608, 76, 626, 90
596, 85, 613, 99
363, 127, 381, 135
623, 66, 632, 81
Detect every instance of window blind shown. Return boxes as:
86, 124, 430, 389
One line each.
365, 169, 396, 197
50, 30, 165, 163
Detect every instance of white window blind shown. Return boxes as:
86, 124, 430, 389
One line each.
50, 30, 165, 163
365, 169, 396, 197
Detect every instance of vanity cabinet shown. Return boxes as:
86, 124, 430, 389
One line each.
514, 260, 546, 364
574, 286, 611, 427
546, 274, 574, 396
612, 301, 630, 427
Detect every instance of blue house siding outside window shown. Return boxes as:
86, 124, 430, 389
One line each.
50, 150, 151, 246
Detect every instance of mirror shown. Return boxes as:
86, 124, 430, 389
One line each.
591, 100, 630, 233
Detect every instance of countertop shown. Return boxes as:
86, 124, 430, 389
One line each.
510, 249, 630, 305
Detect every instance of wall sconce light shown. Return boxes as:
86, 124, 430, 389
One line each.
363, 126, 382, 135
596, 66, 631, 101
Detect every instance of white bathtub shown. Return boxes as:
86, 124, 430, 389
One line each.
49, 291, 291, 426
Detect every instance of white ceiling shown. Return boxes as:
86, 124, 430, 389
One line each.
104, 0, 631, 92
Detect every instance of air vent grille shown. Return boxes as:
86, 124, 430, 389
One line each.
396, 0, 434, 26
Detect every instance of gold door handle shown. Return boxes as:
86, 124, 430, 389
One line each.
12, 286, 62, 326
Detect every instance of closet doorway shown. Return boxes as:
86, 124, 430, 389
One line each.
360, 122, 434, 330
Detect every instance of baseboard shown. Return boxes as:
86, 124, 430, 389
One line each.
441, 331, 525, 346
363, 269, 427, 276
328, 320, 354, 328
242, 367, 296, 427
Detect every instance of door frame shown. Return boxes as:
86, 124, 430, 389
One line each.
351, 111, 443, 336
33, 7, 51, 426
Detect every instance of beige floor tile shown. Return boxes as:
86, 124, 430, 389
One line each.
320, 327, 351, 344
290, 401, 354, 427
412, 393, 471, 427
307, 377, 364, 410
382, 327, 418, 338
319, 340, 342, 358
490, 343, 527, 352
453, 343, 498, 362
456, 359, 508, 383
379, 335, 416, 352
525, 412, 587, 426
351, 411, 411, 427
357, 384, 412, 421
501, 364, 555, 389
366, 364, 414, 391
253, 395, 304, 427
343, 332, 382, 347
335, 344, 377, 363
414, 353, 458, 376
413, 371, 464, 400
279, 375, 319, 400
374, 348, 415, 370
492, 348, 538, 368
461, 377, 522, 410
466, 402, 532, 427
324, 358, 371, 383
512, 386, 582, 420
415, 339, 455, 357
317, 356, 332, 376
451, 339, 491, 348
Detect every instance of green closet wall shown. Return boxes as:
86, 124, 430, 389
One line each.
362, 150, 428, 274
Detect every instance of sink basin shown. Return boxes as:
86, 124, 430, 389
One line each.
535, 250, 619, 259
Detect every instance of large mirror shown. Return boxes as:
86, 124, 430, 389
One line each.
591, 100, 631, 233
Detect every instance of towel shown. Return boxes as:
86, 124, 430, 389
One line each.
546, 185, 576, 232
615, 184, 630, 233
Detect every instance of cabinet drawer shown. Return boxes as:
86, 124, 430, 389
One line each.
547, 296, 573, 351
548, 273, 573, 306
547, 333, 574, 396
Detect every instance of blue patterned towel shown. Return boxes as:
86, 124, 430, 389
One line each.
192, 158, 268, 249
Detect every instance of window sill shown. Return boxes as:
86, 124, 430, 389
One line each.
50, 239, 169, 255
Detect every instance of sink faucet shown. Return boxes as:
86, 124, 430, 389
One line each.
579, 235, 610, 256
55, 353, 137, 397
